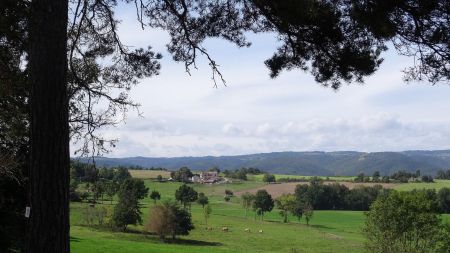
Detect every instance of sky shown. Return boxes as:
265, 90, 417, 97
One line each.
79, 6, 450, 158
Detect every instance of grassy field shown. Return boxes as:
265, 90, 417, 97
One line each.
393, 179, 450, 191
70, 175, 450, 253
129, 169, 171, 179
71, 179, 367, 253
248, 174, 355, 182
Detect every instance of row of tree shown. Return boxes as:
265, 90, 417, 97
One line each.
222, 167, 263, 181
296, 179, 384, 211
240, 190, 314, 225
436, 169, 450, 180
293, 178, 450, 214
354, 170, 435, 183
70, 162, 133, 204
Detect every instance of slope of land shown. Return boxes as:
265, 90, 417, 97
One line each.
70, 177, 450, 253
79, 149, 450, 176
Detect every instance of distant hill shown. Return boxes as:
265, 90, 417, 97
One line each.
76, 150, 450, 176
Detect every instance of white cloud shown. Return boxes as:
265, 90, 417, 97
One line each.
70, 8, 450, 158
222, 123, 244, 136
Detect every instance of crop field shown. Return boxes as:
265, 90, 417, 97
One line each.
70, 175, 450, 253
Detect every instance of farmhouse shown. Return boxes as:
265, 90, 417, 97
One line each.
200, 171, 219, 183
191, 175, 201, 183
191, 171, 220, 184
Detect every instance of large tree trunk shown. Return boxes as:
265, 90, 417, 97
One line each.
28, 0, 70, 252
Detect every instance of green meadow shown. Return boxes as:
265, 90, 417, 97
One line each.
393, 179, 450, 191
70, 176, 450, 253
247, 174, 355, 182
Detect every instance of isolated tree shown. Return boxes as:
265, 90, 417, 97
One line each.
175, 184, 198, 210
197, 192, 209, 208
156, 175, 163, 182
150, 190, 161, 204
263, 173, 276, 183
303, 202, 314, 226
112, 199, 141, 231
146, 201, 194, 240
241, 192, 255, 218
364, 190, 450, 253
26, 0, 70, 250
112, 178, 148, 231
203, 204, 212, 228
253, 189, 274, 220
146, 204, 174, 240
276, 194, 297, 223
4, 0, 449, 251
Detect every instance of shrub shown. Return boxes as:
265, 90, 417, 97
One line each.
262, 173, 276, 183
225, 189, 233, 196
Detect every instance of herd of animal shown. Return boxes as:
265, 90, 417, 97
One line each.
212, 227, 263, 233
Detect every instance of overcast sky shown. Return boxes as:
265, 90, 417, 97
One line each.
77, 7, 450, 158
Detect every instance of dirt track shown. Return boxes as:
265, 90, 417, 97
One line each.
235, 181, 397, 199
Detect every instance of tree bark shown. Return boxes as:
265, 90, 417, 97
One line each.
28, 0, 70, 252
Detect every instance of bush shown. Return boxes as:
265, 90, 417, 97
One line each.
82, 205, 108, 226
69, 190, 82, 202
262, 173, 276, 183
225, 189, 233, 196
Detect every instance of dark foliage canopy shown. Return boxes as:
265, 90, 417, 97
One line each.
175, 184, 198, 209
253, 189, 274, 216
